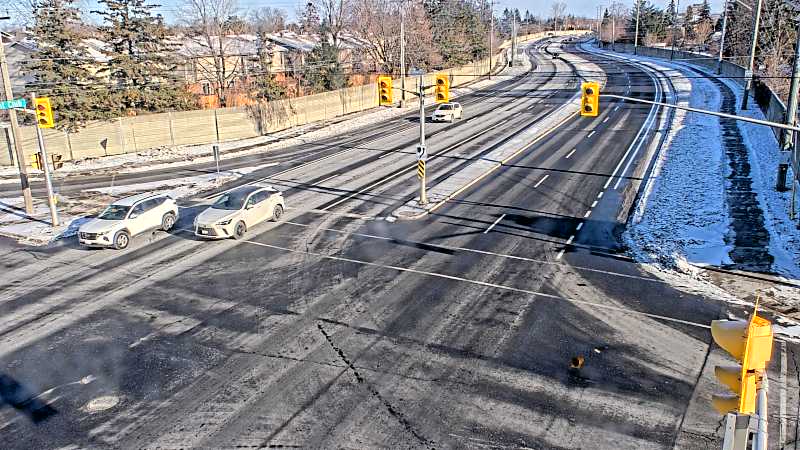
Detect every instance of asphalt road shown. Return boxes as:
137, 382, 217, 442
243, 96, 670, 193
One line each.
0, 39, 797, 449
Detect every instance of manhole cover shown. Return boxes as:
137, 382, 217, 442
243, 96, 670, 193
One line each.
84, 395, 119, 412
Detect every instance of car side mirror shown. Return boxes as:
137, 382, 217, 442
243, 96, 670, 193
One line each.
129, 212, 139, 219
245, 204, 254, 210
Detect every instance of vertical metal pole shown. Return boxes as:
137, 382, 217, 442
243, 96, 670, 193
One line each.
611, 4, 616, 52
0, 32, 34, 214
718, 0, 729, 74
489, 0, 494, 79
781, 19, 800, 151
754, 376, 769, 450
510, 14, 516, 67
742, 0, 763, 110
634, 0, 641, 54
671, 0, 678, 60
418, 74, 426, 205
400, 3, 406, 107
31, 92, 58, 227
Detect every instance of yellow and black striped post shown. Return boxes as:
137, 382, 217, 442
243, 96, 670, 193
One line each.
417, 160, 425, 179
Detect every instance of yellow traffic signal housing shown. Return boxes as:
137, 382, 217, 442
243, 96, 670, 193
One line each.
580, 82, 600, 117
30, 152, 43, 170
435, 74, 449, 103
710, 315, 773, 415
34, 97, 55, 129
377, 75, 393, 106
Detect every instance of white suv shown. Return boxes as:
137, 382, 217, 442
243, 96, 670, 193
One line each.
78, 193, 179, 249
194, 185, 284, 239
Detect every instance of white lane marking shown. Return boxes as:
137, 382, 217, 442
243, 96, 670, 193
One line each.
614, 106, 620, 112
576, 222, 583, 231
780, 341, 788, 448
279, 220, 673, 282
243, 239, 711, 329
583, 210, 591, 218
556, 249, 565, 260
602, 117, 609, 123
565, 149, 576, 159
565, 235, 575, 245
497, 119, 509, 125
590, 200, 598, 208
597, 192, 604, 199
378, 152, 393, 159
317, 174, 340, 184
587, 130, 596, 138
483, 213, 507, 234
534, 174, 550, 188
527, 105, 535, 110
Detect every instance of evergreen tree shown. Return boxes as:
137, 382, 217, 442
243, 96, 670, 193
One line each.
94, 0, 196, 115
698, 0, 711, 23
254, 33, 286, 101
298, 2, 320, 34
665, 0, 676, 26
26, 0, 109, 131
303, 27, 344, 93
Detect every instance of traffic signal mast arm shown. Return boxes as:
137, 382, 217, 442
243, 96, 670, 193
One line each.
599, 93, 800, 132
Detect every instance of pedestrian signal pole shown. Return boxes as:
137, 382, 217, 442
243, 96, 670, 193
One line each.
418, 73, 427, 205
31, 92, 58, 227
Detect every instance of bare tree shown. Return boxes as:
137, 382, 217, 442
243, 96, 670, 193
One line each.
181, 0, 245, 106
550, 1, 566, 31
249, 7, 287, 34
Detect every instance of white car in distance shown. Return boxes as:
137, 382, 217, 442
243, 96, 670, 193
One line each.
195, 185, 284, 239
78, 192, 179, 249
432, 102, 463, 122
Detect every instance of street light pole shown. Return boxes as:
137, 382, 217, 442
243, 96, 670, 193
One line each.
634, 0, 641, 55
489, 0, 494, 79
0, 18, 34, 214
718, 0, 729, 74
400, 3, 406, 107
742, 0, 764, 110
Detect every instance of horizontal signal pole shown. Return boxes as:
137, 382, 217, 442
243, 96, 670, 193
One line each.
601, 94, 800, 132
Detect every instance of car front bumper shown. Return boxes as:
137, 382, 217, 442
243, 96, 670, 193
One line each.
78, 232, 114, 247
195, 223, 235, 239
432, 114, 452, 122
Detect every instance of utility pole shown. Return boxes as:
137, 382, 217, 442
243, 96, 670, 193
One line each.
30, 92, 58, 227
671, 0, 679, 60
742, 0, 764, 110
400, 3, 406, 107
0, 18, 34, 214
417, 73, 427, 205
718, 0, 729, 74
634, 0, 641, 55
510, 13, 516, 67
778, 16, 800, 192
611, 5, 616, 52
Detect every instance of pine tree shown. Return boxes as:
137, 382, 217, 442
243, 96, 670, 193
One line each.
26, 0, 109, 131
94, 0, 195, 115
298, 2, 320, 34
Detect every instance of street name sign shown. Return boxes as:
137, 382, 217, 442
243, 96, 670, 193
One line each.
0, 99, 27, 110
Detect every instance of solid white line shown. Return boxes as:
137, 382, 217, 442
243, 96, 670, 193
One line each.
590, 200, 598, 208
583, 210, 591, 218
576, 222, 583, 231
534, 174, 549, 188
241, 239, 710, 329
483, 213, 507, 234
565, 149, 576, 159
780, 341, 788, 448
317, 174, 340, 184
587, 130, 596, 138
565, 235, 575, 245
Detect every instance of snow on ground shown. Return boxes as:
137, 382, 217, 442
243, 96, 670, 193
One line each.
623, 55, 734, 272
0, 48, 526, 182
0, 162, 277, 245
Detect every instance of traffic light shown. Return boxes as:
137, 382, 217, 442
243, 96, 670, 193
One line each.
435, 74, 449, 103
377, 75, 393, 106
30, 152, 43, 170
33, 97, 55, 128
51, 154, 63, 170
710, 314, 773, 415
580, 82, 600, 117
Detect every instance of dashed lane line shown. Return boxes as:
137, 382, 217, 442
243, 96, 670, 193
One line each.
483, 214, 507, 234
534, 174, 549, 188
565, 148, 576, 159
587, 130, 596, 138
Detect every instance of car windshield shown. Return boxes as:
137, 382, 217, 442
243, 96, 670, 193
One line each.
213, 191, 249, 210
98, 204, 130, 220
438, 104, 453, 110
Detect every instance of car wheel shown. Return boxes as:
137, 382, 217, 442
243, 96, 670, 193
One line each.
113, 230, 130, 250
233, 221, 247, 239
161, 213, 176, 231
272, 204, 284, 221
